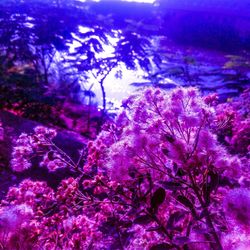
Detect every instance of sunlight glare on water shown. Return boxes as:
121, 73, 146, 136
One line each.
79, 0, 155, 3
69, 26, 146, 110
121, 0, 155, 3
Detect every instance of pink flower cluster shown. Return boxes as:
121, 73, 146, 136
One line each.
38, 213, 102, 249
56, 177, 79, 209
11, 133, 33, 172
0, 178, 105, 249
3, 179, 55, 211
10, 126, 69, 172
215, 88, 250, 155
231, 119, 250, 154
88, 87, 238, 183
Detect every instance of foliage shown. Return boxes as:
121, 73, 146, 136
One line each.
0, 87, 249, 249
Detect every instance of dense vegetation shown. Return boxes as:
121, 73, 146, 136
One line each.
0, 1, 249, 250
1, 87, 250, 249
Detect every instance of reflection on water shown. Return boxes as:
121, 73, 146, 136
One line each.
68, 25, 148, 110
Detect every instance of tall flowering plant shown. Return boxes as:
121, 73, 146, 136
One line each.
85, 87, 246, 249
0, 87, 249, 250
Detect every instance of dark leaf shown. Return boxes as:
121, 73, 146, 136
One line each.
99, 217, 116, 235
88, 38, 103, 53
153, 54, 162, 69
203, 171, 220, 205
138, 175, 144, 184
176, 195, 193, 209
72, 84, 81, 93
114, 70, 122, 79
47, 151, 54, 161
151, 187, 166, 210
162, 148, 169, 156
120, 220, 132, 228
202, 184, 210, 206
150, 243, 173, 250
134, 215, 152, 225
139, 58, 151, 72
192, 227, 210, 235
173, 162, 178, 173
219, 176, 240, 188
176, 195, 197, 218
146, 226, 162, 232
175, 168, 186, 177
208, 171, 219, 192
160, 181, 184, 191
199, 209, 207, 220
164, 133, 175, 143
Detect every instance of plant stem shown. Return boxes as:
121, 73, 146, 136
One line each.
188, 173, 223, 250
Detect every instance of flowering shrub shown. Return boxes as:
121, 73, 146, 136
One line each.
0, 87, 249, 249
214, 88, 250, 155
